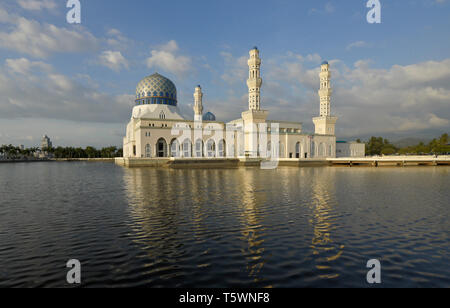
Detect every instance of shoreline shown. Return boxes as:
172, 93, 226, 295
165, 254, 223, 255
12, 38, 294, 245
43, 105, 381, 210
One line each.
1, 156, 449, 168
114, 156, 450, 168
0, 158, 115, 163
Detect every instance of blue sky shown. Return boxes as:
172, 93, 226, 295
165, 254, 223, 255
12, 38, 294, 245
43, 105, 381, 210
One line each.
0, 0, 449, 147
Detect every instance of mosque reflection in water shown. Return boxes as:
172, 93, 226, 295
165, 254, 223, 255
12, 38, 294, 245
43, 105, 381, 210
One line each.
122, 167, 343, 287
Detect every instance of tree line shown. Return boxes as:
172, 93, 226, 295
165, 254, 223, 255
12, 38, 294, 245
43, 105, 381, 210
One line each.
0, 145, 123, 159
0, 145, 39, 158
48, 146, 123, 158
360, 133, 449, 156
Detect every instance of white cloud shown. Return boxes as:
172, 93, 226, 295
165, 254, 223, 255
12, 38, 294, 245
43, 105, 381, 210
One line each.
0, 9, 98, 58
17, 0, 57, 11
6, 57, 52, 75
209, 51, 450, 138
346, 41, 369, 51
106, 28, 131, 51
0, 58, 133, 124
308, 2, 335, 15
146, 40, 192, 77
220, 51, 248, 85
98, 51, 129, 72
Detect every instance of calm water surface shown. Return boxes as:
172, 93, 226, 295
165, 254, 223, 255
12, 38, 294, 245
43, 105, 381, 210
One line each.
0, 162, 448, 288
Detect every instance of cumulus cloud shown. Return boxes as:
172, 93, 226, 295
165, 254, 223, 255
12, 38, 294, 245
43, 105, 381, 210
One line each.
0, 8, 98, 58
106, 28, 131, 51
17, 0, 57, 11
0, 58, 133, 123
331, 59, 450, 137
6, 58, 52, 75
208, 50, 449, 139
220, 51, 248, 86
146, 40, 192, 77
98, 51, 129, 72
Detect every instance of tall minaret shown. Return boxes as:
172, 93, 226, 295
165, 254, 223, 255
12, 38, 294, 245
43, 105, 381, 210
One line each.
241, 47, 268, 158
319, 61, 332, 116
247, 47, 262, 110
313, 61, 338, 136
193, 85, 203, 122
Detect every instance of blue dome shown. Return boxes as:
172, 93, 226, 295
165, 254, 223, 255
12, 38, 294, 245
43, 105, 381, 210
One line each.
203, 112, 216, 121
135, 73, 177, 106
321, 60, 329, 65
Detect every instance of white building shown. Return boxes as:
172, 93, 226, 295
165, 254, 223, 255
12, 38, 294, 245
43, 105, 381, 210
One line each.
41, 135, 52, 150
336, 141, 366, 158
122, 47, 339, 160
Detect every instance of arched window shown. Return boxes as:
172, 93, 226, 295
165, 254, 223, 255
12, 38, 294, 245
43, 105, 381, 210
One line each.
295, 142, 301, 159
145, 144, 151, 158
218, 140, 226, 157
267, 141, 272, 158
195, 139, 203, 158
170, 139, 180, 157
206, 139, 216, 157
311, 141, 315, 158
182, 139, 192, 158
159, 111, 165, 119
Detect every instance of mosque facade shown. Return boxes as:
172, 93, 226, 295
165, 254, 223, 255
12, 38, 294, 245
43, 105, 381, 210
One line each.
122, 47, 358, 160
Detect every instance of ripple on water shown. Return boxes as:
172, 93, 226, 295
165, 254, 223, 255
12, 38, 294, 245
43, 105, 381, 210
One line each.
0, 164, 449, 287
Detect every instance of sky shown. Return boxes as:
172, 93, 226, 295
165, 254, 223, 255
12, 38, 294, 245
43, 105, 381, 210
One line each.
0, 0, 449, 147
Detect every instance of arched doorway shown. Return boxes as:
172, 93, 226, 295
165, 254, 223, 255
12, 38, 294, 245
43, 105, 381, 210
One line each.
319, 143, 325, 157
156, 138, 167, 157
267, 141, 272, 158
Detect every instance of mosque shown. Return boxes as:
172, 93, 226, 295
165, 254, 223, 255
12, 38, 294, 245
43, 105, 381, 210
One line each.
121, 47, 363, 162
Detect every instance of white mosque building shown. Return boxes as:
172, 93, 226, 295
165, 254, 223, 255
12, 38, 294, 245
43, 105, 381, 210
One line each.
121, 47, 363, 162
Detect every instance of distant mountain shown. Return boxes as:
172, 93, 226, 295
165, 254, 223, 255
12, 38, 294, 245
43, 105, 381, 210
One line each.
393, 138, 431, 148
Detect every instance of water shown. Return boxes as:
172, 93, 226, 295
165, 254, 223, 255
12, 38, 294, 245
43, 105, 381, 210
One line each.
0, 162, 448, 288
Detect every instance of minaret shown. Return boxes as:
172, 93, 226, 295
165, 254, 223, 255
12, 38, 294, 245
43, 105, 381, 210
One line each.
319, 61, 332, 116
313, 61, 338, 136
193, 85, 203, 122
241, 47, 268, 158
247, 47, 262, 110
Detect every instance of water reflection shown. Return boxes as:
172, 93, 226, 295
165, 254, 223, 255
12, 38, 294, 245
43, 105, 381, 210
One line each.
308, 168, 344, 280
1, 163, 448, 287
123, 168, 270, 285
237, 170, 267, 282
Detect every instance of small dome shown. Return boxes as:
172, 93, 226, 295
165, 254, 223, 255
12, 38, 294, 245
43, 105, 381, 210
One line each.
135, 73, 177, 106
203, 112, 216, 121
321, 60, 329, 65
